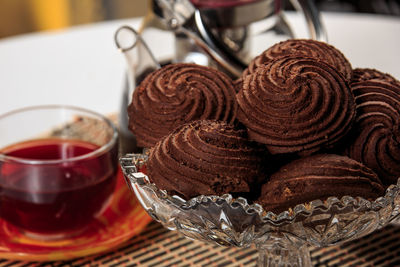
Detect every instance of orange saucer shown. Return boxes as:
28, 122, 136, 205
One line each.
0, 169, 152, 261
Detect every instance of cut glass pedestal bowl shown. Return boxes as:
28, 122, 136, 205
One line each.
120, 153, 400, 267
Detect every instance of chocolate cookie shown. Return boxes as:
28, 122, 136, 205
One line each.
344, 69, 400, 185
236, 56, 356, 155
352, 68, 399, 85
242, 39, 352, 82
257, 154, 384, 213
128, 63, 237, 148
147, 120, 266, 199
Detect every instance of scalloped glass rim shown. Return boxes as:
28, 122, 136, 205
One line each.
120, 153, 400, 227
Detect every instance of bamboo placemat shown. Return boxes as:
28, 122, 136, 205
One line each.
1, 221, 400, 266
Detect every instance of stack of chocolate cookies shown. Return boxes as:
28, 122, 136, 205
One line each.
127, 39, 400, 214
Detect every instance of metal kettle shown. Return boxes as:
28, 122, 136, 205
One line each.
115, 0, 327, 152
141, 0, 327, 77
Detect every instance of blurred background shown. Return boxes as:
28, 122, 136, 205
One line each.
0, 0, 399, 39
0, 0, 148, 38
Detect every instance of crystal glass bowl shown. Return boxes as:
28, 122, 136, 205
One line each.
120, 153, 400, 267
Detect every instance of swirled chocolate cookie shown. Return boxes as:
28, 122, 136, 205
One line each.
128, 63, 237, 148
257, 154, 384, 213
242, 39, 352, 82
344, 69, 400, 185
352, 68, 399, 85
147, 120, 266, 199
236, 56, 356, 155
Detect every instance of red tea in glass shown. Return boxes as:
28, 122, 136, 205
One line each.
0, 106, 118, 240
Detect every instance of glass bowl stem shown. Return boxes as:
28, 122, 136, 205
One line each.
256, 242, 311, 267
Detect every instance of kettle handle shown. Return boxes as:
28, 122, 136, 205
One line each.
114, 25, 161, 89
290, 0, 328, 42
114, 26, 161, 154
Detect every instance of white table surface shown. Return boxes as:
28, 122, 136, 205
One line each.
0, 12, 399, 116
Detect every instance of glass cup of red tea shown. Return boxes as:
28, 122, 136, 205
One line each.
0, 105, 119, 240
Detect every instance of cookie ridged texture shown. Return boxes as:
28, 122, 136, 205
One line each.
352, 68, 400, 85
345, 69, 400, 185
236, 56, 356, 155
128, 63, 238, 148
242, 39, 353, 82
257, 154, 384, 213
147, 120, 266, 199
233, 78, 243, 93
